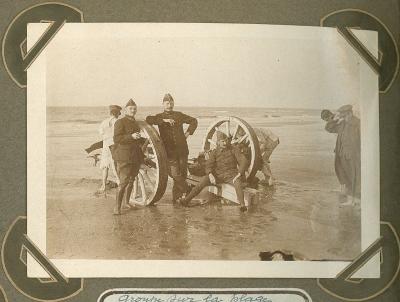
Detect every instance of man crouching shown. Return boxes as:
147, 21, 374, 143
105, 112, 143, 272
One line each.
180, 131, 249, 211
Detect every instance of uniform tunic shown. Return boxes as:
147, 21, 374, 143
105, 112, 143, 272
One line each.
205, 145, 248, 182
183, 145, 248, 204
146, 110, 198, 200
113, 116, 144, 185
145, 111, 198, 159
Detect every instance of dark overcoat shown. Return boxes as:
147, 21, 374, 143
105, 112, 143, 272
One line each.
325, 116, 361, 197
205, 145, 248, 182
113, 116, 144, 164
146, 111, 197, 159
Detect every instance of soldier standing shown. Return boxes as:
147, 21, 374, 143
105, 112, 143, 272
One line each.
113, 99, 144, 215
146, 93, 198, 203
324, 104, 361, 205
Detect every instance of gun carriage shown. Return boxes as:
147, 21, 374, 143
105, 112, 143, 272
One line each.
131, 116, 263, 206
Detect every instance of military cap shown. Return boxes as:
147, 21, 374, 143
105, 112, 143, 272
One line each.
337, 104, 353, 113
163, 93, 174, 103
109, 105, 122, 111
125, 98, 137, 107
216, 130, 228, 141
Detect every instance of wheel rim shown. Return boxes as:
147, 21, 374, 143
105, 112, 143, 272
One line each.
129, 121, 168, 206
202, 116, 261, 180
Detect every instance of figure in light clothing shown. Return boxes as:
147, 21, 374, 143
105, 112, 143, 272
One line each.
98, 105, 121, 192
236, 127, 279, 186
253, 128, 280, 186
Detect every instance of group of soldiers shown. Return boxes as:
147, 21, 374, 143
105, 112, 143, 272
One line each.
97, 94, 279, 215
96, 96, 360, 215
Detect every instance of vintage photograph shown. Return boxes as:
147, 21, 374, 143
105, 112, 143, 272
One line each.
27, 23, 379, 277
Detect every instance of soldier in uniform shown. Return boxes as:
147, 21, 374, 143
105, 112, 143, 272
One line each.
324, 104, 361, 205
146, 93, 198, 203
180, 131, 249, 211
113, 99, 144, 215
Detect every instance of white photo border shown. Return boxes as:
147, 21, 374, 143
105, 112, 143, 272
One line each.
27, 23, 380, 278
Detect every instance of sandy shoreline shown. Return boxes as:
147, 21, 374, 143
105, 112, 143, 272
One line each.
46, 108, 361, 261
47, 176, 360, 260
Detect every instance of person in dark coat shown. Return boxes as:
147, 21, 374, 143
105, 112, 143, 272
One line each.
324, 105, 361, 205
180, 131, 249, 211
113, 99, 144, 215
321, 109, 346, 193
146, 93, 198, 203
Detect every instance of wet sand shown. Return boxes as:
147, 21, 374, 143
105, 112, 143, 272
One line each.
47, 177, 360, 260
46, 107, 361, 260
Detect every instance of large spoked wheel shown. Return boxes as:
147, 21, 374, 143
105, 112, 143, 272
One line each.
202, 116, 261, 180
129, 121, 168, 206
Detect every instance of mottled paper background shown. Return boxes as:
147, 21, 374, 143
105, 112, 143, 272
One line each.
0, 0, 399, 301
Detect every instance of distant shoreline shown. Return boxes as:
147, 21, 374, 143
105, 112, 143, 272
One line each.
46, 105, 324, 111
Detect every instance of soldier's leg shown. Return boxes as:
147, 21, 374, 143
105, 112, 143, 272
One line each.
115, 162, 129, 214
181, 175, 211, 206
108, 146, 120, 185
340, 157, 355, 206
349, 157, 361, 203
178, 155, 190, 194
125, 164, 140, 206
169, 157, 189, 202
261, 162, 273, 185
168, 158, 180, 202
100, 167, 109, 191
232, 177, 246, 209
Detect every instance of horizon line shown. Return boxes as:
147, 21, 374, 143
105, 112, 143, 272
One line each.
46, 105, 325, 110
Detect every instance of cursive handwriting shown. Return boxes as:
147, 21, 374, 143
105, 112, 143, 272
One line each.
118, 294, 272, 302
230, 294, 272, 302
119, 295, 164, 302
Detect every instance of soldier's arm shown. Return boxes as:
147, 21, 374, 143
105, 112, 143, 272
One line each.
325, 120, 340, 133
113, 120, 135, 144
180, 112, 198, 135
145, 113, 164, 125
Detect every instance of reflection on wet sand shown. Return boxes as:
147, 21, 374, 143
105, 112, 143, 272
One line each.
47, 178, 360, 260
46, 107, 361, 261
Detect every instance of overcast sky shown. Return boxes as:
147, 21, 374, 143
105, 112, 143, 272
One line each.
36, 23, 371, 108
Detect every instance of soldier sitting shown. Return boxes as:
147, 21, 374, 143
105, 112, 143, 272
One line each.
180, 131, 249, 211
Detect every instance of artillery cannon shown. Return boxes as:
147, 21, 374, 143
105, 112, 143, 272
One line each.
130, 116, 263, 206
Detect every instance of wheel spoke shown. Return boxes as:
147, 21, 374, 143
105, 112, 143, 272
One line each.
202, 116, 260, 182
138, 173, 148, 204
232, 124, 240, 139
208, 138, 217, 146
225, 120, 231, 137
130, 178, 139, 202
135, 120, 169, 206
238, 133, 248, 144
140, 169, 155, 192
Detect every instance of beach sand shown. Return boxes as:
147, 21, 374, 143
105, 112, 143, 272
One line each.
46, 107, 360, 260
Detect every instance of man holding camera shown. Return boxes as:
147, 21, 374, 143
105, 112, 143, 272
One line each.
113, 99, 144, 215
322, 104, 361, 205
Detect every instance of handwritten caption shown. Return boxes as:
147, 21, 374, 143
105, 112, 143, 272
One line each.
118, 294, 272, 302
